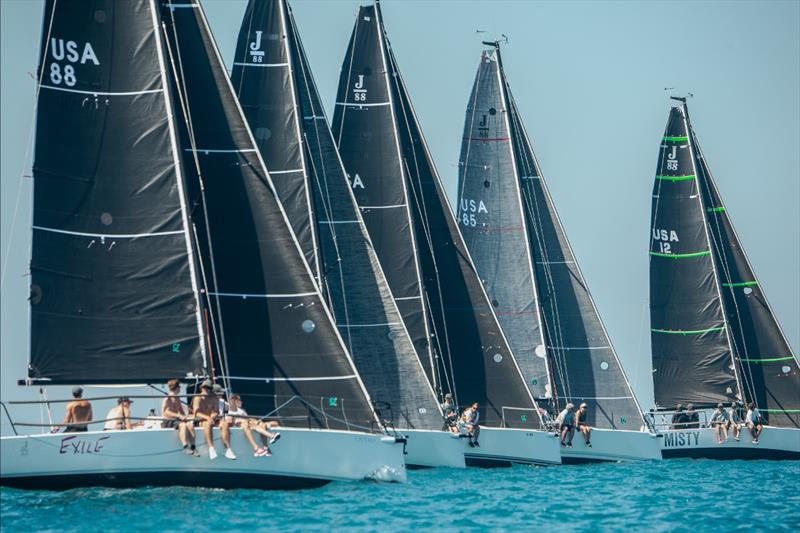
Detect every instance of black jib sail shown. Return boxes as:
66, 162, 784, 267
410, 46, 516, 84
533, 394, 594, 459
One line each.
691, 109, 799, 429
333, 3, 541, 429
231, 0, 441, 429
458, 46, 645, 430
649, 103, 740, 409
28, 0, 206, 384
157, 1, 378, 429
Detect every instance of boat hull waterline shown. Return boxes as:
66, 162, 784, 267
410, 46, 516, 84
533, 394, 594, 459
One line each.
559, 428, 662, 463
402, 429, 466, 468
461, 427, 562, 467
659, 426, 800, 460
0, 427, 407, 490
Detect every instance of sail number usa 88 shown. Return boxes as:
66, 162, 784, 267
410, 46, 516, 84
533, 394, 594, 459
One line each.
46, 38, 100, 87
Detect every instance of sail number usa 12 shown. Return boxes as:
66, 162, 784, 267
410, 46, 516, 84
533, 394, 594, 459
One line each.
48, 38, 99, 87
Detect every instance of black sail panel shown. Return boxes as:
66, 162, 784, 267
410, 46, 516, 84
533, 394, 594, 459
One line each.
491, 50, 645, 429
230, 0, 319, 281
694, 130, 799, 428
233, 0, 442, 430
330, 6, 435, 386
378, 10, 539, 429
456, 50, 550, 401
29, 0, 205, 383
161, 2, 376, 429
649, 105, 738, 408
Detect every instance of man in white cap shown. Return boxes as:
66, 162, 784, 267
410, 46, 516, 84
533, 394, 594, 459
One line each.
575, 402, 592, 447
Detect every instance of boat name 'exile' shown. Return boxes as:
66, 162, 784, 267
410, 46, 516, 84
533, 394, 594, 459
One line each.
58, 435, 110, 455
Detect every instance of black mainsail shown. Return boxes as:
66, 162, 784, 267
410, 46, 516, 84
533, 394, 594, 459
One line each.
231, 0, 441, 429
332, 4, 541, 429
652, 101, 799, 427
28, 0, 206, 383
649, 103, 741, 409
458, 46, 645, 430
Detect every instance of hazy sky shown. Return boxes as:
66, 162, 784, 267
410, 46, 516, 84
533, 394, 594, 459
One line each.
2, 0, 798, 432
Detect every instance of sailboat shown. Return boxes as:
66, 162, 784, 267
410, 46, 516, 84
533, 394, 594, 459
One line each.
457, 43, 660, 463
649, 98, 799, 459
229, 0, 463, 468
331, 2, 561, 467
0, 0, 406, 490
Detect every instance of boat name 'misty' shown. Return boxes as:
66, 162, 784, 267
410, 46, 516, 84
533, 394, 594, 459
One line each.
662, 431, 700, 448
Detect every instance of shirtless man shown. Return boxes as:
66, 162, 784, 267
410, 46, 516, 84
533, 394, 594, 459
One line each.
52, 386, 92, 433
162, 379, 198, 456
192, 379, 234, 460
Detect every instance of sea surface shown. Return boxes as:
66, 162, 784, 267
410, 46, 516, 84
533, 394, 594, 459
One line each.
2, 460, 799, 532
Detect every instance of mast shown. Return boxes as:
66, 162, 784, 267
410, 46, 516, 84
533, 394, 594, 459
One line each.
338, 2, 542, 429
28, 0, 206, 384
160, 0, 379, 429
231, 0, 442, 430
691, 116, 800, 428
649, 102, 739, 409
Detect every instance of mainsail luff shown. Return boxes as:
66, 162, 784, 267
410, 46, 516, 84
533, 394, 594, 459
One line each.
229, 0, 320, 284
650, 104, 739, 409
28, 0, 206, 384
330, 4, 436, 389
691, 126, 800, 428
160, 0, 378, 429
347, 3, 542, 429
232, 0, 442, 429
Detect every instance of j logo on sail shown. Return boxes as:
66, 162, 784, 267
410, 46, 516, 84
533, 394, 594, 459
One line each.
353, 75, 367, 102
666, 145, 678, 171
249, 31, 264, 63
478, 114, 489, 137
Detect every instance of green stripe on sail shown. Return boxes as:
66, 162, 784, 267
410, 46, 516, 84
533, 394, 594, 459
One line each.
663, 136, 688, 142
651, 326, 725, 335
656, 174, 696, 182
650, 250, 711, 259
740, 356, 795, 363
722, 281, 758, 288
707, 207, 726, 213
761, 409, 800, 413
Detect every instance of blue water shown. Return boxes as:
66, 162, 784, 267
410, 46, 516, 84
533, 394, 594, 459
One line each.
2, 460, 799, 531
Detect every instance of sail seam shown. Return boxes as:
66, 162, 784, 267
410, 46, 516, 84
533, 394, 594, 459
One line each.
651, 326, 725, 335
32, 226, 183, 239
739, 356, 795, 363
335, 101, 390, 107
184, 148, 257, 153
39, 85, 161, 96
722, 281, 758, 287
231, 61, 288, 68
655, 174, 696, 182
206, 291, 316, 299
649, 250, 710, 258
268, 168, 304, 175
336, 322, 401, 328
221, 375, 357, 382
663, 136, 688, 142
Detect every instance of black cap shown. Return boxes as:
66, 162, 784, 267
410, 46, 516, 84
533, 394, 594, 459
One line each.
118, 397, 133, 404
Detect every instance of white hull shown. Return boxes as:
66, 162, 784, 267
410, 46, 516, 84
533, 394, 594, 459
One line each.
659, 425, 800, 460
0, 427, 406, 490
560, 428, 662, 463
461, 427, 562, 466
402, 429, 465, 468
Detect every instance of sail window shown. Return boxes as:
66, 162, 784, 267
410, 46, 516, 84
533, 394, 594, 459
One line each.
301, 320, 316, 333
488, 108, 497, 116
387, 330, 396, 340
493, 353, 503, 363
491, 299, 499, 307
534, 344, 547, 358
782, 366, 791, 374
255, 127, 272, 141
100, 212, 113, 225
743, 287, 753, 295
600, 361, 609, 370
483, 180, 490, 188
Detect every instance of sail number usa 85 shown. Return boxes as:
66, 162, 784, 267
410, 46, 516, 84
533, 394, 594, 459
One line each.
47, 38, 99, 87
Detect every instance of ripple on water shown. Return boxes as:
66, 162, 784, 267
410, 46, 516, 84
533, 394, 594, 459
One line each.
1, 460, 799, 531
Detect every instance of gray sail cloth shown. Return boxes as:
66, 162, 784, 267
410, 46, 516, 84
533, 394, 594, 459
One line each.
457, 50, 549, 400
330, 5, 434, 385
29, 0, 205, 383
650, 104, 738, 409
229, 0, 320, 282
159, 1, 379, 429
692, 125, 800, 429
459, 48, 645, 430
334, 5, 542, 430
231, 0, 442, 430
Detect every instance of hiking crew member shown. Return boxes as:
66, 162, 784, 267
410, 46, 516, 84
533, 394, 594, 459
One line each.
104, 397, 134, 431
575, 402, 592, 447
726, 402, 742, 442
162, 379, 197, 456
227, 394, 280, 457
192, 379, 234, 460
745, 403, 764, 444
461, 403, 481, 447
441, 393, 458, 433
52, 386, 92, 433
556, 403, 576, 447
709, 403, 729, 444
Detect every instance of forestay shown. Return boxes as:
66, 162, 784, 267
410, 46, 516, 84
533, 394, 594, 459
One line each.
160, 1, 378, 429
231, 0, 441, 429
